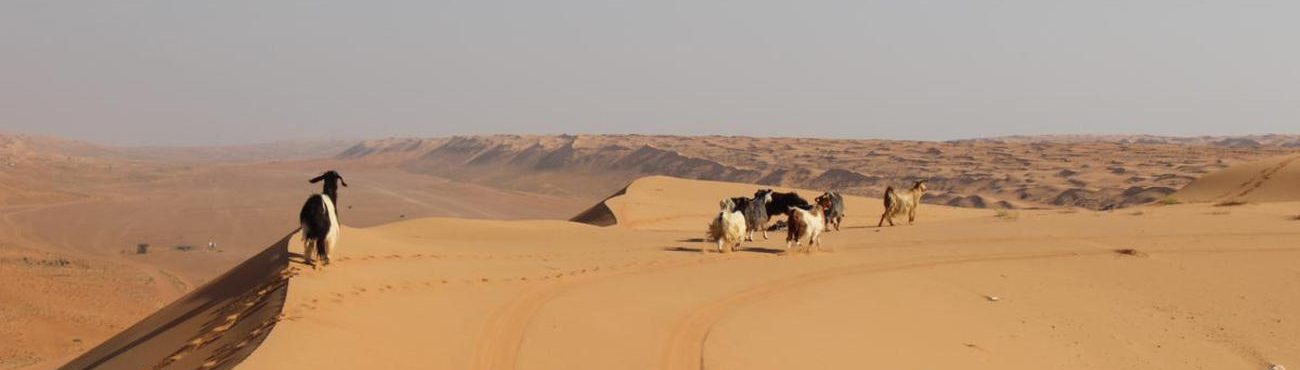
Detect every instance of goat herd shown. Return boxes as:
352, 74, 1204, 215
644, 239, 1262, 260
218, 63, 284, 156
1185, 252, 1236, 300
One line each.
296, 169, 929, 268
707, 180, 928, 254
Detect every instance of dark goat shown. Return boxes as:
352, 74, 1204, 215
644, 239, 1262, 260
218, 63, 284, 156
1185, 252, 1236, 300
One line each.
765, 191, 811, 220
816, 192, 846, 231
729, 189, 774, 241
299, 194, 339, 268
309, 170, 348, 205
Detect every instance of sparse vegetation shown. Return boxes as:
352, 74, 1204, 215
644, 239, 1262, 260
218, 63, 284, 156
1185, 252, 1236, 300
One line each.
1113, 248, 1148, 257
1214, 200, 1248, 207
1207, 210, 1231, 216
994, 208, 1020, 220
1156, 197, 1181, 206
1129, 210, 1145, 216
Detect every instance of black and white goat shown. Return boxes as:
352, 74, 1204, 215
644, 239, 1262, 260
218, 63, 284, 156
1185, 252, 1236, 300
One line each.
765, 190, 811, 222
728, 189, 774, 241
299, 194, 340, 268
309, 170, 348, 205
815, 192, 846, 231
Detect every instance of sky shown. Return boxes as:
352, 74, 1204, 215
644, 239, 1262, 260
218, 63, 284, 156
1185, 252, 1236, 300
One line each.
2, 1, 1298, 146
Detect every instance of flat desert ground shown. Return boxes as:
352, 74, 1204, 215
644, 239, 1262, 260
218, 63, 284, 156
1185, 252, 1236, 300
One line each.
3, 135, 1299, 370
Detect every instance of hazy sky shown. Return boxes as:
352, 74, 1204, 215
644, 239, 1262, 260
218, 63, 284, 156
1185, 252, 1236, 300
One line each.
2, 1, 1298, 146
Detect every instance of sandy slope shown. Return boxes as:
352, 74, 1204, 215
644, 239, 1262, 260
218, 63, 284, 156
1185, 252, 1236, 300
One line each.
67, 175, 1282, 370
1175, 153, 1300, 203
1, 158, 587, 369
580, 175, 986, 231
56, 234, 293, 370
4, 133, 1295, 369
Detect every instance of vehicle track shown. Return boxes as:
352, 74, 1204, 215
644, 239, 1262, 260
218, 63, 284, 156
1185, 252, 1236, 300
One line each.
659, 242, 1300, 370
470, 251, 764, 370
659, 249, 1111, 370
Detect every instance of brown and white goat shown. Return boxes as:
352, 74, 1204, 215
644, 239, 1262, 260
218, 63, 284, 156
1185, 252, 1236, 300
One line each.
815, 192, 845, 231
786, 204, 826, 252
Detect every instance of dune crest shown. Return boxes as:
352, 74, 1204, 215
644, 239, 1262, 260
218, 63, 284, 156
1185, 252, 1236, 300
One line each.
572, 176, 984, 230
56, 233, 293, 370
1174, 154, 1300, 203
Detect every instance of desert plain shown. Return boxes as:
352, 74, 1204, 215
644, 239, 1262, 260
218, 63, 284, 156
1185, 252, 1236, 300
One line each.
1, 133, 1298, 370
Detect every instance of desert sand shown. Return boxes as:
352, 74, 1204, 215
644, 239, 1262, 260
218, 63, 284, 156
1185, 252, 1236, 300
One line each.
3, 134, 1299, 370
1175, 153, 1300, 204
59, 172, 1300, 370
0, 135, 588, 369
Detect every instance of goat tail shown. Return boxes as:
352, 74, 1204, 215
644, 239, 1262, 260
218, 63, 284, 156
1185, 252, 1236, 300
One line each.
707, 212, 724, 241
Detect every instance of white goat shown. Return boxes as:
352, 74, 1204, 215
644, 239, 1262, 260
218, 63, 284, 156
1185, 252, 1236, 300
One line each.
707, 198, 747, 253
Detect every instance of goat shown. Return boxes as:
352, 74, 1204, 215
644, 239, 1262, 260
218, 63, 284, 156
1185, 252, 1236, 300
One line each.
730, 189, 774, 241
706, 198, 747, 253
815, 192, 846, 231
299, 193, 340, 268
765, 190, 810, 226
878, 180, 928, 227
309, 170, 348, 205
786, 204, 826, 252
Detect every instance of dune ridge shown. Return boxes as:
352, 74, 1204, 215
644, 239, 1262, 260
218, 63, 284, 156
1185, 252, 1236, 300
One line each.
54, 233, 293, 370
1175, 153, 1300, 203
336, 134, 1299, 210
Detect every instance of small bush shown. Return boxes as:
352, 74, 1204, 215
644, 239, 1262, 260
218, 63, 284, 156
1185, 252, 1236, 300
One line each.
994, 209, 1020, 221
1129, 211, 1145, 216
1215, 200, 1248, 207
1113, 248, 1147, 257
1156, 197, 1181, 206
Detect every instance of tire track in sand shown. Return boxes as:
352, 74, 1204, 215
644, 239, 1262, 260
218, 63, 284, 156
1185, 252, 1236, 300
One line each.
471, 252, 762, 370
659, 243, 1300, 370
659, 249, 1112, 370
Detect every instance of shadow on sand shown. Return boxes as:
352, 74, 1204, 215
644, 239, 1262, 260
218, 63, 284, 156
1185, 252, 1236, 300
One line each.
663, 245, 789, 255
59, 232, 297, 370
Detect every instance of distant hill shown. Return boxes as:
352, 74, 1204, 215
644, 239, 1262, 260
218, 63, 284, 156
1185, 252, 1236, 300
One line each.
335, 134, 1299, 209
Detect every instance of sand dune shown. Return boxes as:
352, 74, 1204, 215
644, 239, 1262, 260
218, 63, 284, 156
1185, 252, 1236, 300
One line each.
58, 175, 1300, 370
576, 175, 985, 230
338, 134, 1299, 210
0, 135, 592, 369
1175, 153, 1300, 203
7, 134, 1300, 370
55, 234, 292, 370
